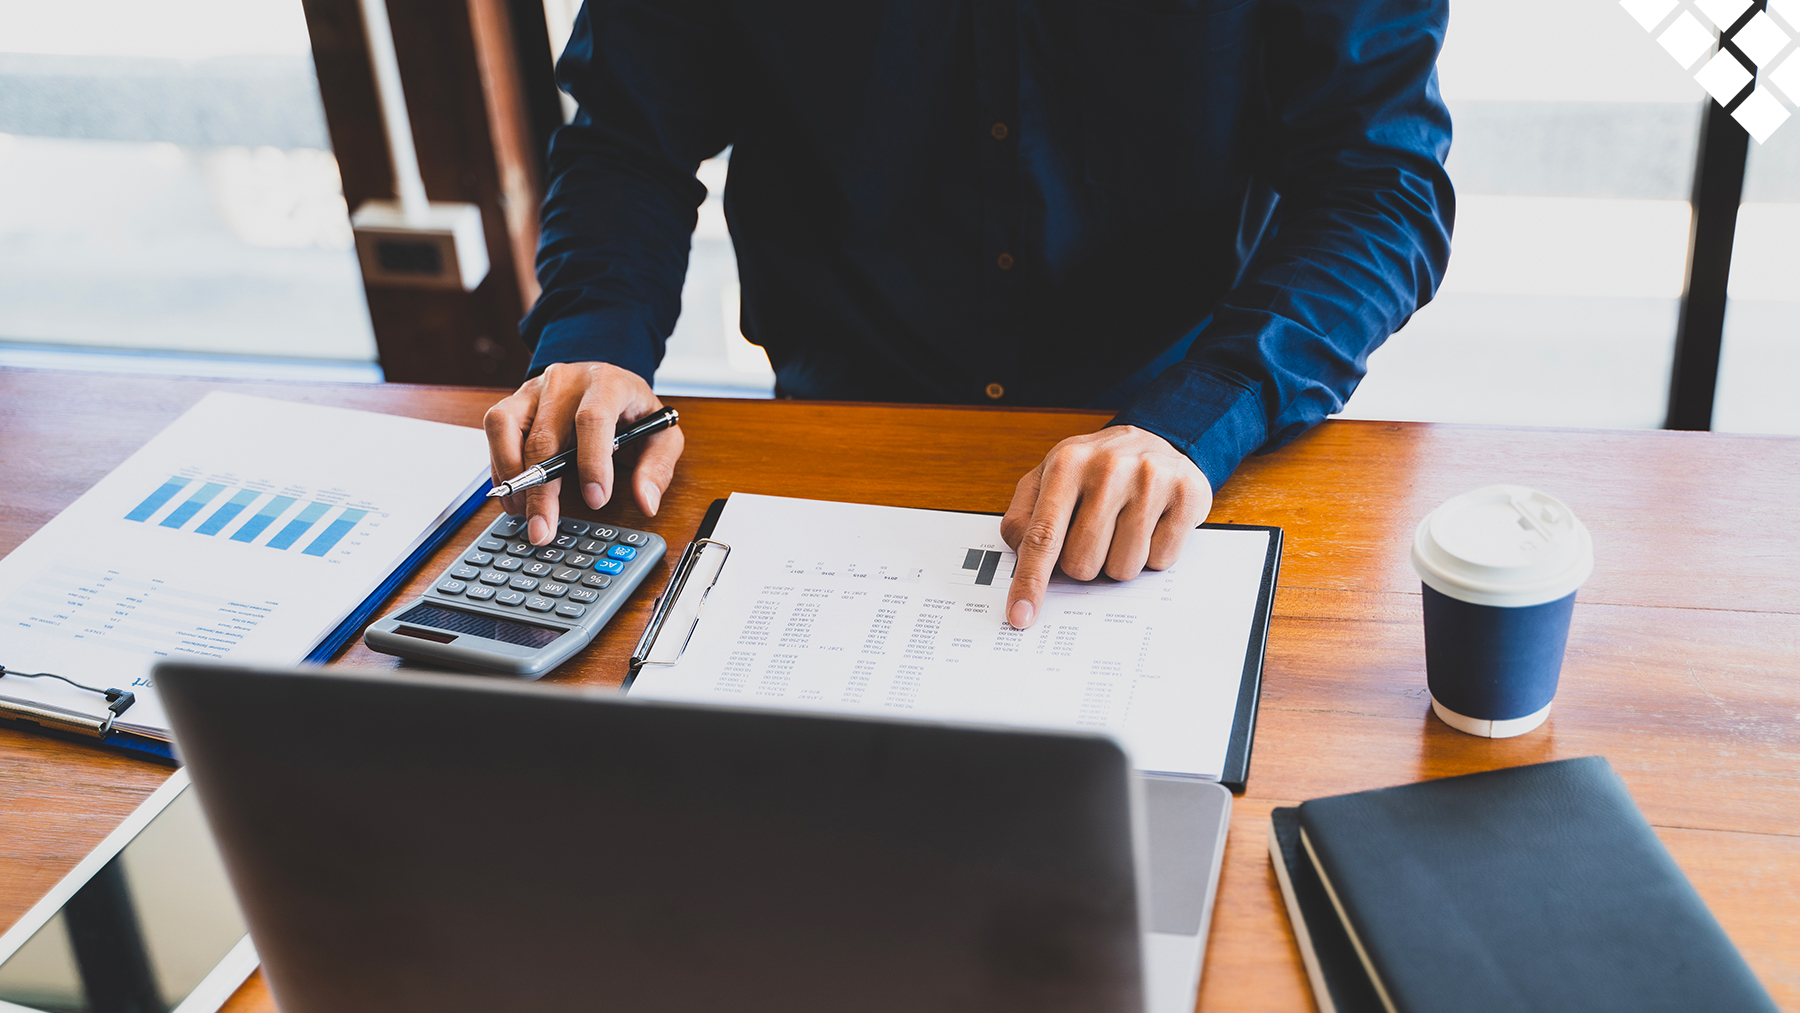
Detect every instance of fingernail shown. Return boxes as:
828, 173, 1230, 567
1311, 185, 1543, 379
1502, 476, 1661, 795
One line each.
644, 484, 662, 516
1008, 599, 1035, 630
584, 483, 605, 508
528, 515, 549, 545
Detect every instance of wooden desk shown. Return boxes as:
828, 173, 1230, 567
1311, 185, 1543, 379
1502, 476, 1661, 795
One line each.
3, 368, 1796, 1011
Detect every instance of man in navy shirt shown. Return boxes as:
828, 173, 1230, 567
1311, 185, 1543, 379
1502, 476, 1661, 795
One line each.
485, 0, 1453, 629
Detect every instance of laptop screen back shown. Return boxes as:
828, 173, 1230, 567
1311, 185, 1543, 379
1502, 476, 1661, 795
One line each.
157, 663, 1147, 1013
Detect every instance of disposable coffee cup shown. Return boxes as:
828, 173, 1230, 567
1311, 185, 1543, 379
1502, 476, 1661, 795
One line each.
1411, 485, 1593, 738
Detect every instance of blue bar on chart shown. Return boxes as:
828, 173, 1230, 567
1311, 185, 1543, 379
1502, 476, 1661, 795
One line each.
125, 477, 191, 522
267, 502, 331, 550
196, 488, 261, 536
230, 496, 298, 543
159, 483, 227, 529
301, 508, 368, 557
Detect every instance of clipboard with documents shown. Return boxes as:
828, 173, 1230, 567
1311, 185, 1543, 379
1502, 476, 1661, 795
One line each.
0, 393, 492, 762
629, 494, 1282, 791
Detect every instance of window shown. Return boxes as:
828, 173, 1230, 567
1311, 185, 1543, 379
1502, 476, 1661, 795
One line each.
1714, 103, 1800, 434
1338, 0, 1705, 428
0, 0, 377, 378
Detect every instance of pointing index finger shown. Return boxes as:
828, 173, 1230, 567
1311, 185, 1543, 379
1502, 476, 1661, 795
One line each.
1004, 459, 1082, 630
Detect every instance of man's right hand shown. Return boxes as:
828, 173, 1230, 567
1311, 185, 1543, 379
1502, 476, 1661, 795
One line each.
483, 362, 685, 545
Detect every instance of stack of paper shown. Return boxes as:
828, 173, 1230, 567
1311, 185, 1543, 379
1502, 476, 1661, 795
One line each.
0, 393, 490, 739
629, 494, 1276, 780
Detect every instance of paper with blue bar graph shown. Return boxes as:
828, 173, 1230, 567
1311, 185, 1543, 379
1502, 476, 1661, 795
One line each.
0, 392, 490, 739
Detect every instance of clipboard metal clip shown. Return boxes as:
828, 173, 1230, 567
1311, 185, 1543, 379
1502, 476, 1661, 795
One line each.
0, 665, 136, 739
631, 538, 731, 672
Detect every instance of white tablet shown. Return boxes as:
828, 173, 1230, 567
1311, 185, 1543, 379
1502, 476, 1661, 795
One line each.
0, 770, 258, 1013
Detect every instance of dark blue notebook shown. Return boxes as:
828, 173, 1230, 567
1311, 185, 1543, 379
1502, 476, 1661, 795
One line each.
1296, 757, 1776, 1013
1269, 807, 1384, 1013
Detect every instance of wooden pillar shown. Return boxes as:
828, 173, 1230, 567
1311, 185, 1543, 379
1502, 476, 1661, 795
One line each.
302, 0, 555, 386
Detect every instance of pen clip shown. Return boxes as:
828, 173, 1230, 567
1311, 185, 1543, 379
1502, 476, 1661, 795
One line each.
614, 406, 679, 450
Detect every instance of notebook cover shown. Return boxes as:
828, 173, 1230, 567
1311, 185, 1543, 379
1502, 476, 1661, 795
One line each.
1298, 756, 1777, 1013
1268, 808, 1384, 1013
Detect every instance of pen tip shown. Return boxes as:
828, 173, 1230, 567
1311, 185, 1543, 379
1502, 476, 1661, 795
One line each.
486, 488, 504, 498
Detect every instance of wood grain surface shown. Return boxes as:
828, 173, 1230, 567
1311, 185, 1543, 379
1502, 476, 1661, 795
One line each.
1, 368, 1795, 1011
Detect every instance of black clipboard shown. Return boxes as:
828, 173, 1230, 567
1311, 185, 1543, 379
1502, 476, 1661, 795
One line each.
630, 496, 1281, 794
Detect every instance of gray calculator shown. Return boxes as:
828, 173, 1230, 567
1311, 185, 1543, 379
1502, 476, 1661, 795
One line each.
364, 514, 665, 678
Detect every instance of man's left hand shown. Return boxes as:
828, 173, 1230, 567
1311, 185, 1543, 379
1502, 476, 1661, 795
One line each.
1000, 426, 1212, 630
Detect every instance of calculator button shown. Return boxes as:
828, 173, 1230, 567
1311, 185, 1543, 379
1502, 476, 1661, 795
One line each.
577, 539, 608, 554
538, 582, 568, 598
525, 596, 555, 612
493, 556, 523, 572
620, 531, 648, 547
450, 564, 480, 580
509, 576, 540, 592
581, 573, 612, 589
496, 590, 526, 606
523, 560, 553, 577
477, 537, 507, 553
534, 547, 566, 563
567, 553, 596, 568
607, 544, 638, 561
464, 585, 495, 601
479, 570, 509, 586
436, 579, 467, 595
558, 518, 592, 536
555, 603, 587, 619
552, 534, 579, 549
506, 541, 535, 557
491, 515, 527, 538
591, 526, 618, 542
553, 567, 582, 583
464, 551, 494, 567
568, 587, 599, 604
593, 558, 625, 575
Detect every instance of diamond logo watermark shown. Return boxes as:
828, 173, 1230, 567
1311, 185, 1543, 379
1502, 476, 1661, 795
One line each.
1622, 0, 1800, 141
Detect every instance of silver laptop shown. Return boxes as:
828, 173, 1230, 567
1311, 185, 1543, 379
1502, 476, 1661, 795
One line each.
156, 662, 1230, 1013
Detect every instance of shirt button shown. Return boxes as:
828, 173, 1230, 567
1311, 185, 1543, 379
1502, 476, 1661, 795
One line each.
990, 122, 1008, 140
985, 382, 1005, 400
996, 252, 1014, 270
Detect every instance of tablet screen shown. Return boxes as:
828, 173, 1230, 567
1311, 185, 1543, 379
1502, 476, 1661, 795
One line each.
0, 785, 248, 1013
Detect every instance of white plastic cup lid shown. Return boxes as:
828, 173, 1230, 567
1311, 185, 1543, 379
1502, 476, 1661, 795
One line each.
1411, 485, 1593, 607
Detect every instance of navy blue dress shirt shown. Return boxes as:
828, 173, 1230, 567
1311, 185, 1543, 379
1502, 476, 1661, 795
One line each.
523, 0, 1453, 489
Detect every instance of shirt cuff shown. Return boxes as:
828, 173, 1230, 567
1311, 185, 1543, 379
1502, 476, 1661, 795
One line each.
1107, 361, 1267, 492
525, 311, 661, 383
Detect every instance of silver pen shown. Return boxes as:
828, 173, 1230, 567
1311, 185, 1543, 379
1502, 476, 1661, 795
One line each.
487, 406, 680, 498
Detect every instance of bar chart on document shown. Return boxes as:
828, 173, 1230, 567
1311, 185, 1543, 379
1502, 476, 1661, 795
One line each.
14, 468, 390, 659
0, 392, 491, 735
123, 473, 383, 558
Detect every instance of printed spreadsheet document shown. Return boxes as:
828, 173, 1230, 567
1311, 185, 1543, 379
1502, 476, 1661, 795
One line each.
628, 494, 1273, 779
0, 392, 490, 737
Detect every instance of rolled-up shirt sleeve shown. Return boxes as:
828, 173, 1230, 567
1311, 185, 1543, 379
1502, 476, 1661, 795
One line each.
521, 0, 736, 381
1110, 0, 1454, 491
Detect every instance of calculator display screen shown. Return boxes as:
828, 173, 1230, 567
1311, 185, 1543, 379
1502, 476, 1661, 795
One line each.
395, 603, 564, 648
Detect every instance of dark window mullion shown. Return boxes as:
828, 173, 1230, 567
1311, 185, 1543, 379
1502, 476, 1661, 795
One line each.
1665, 6, 1761, 431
